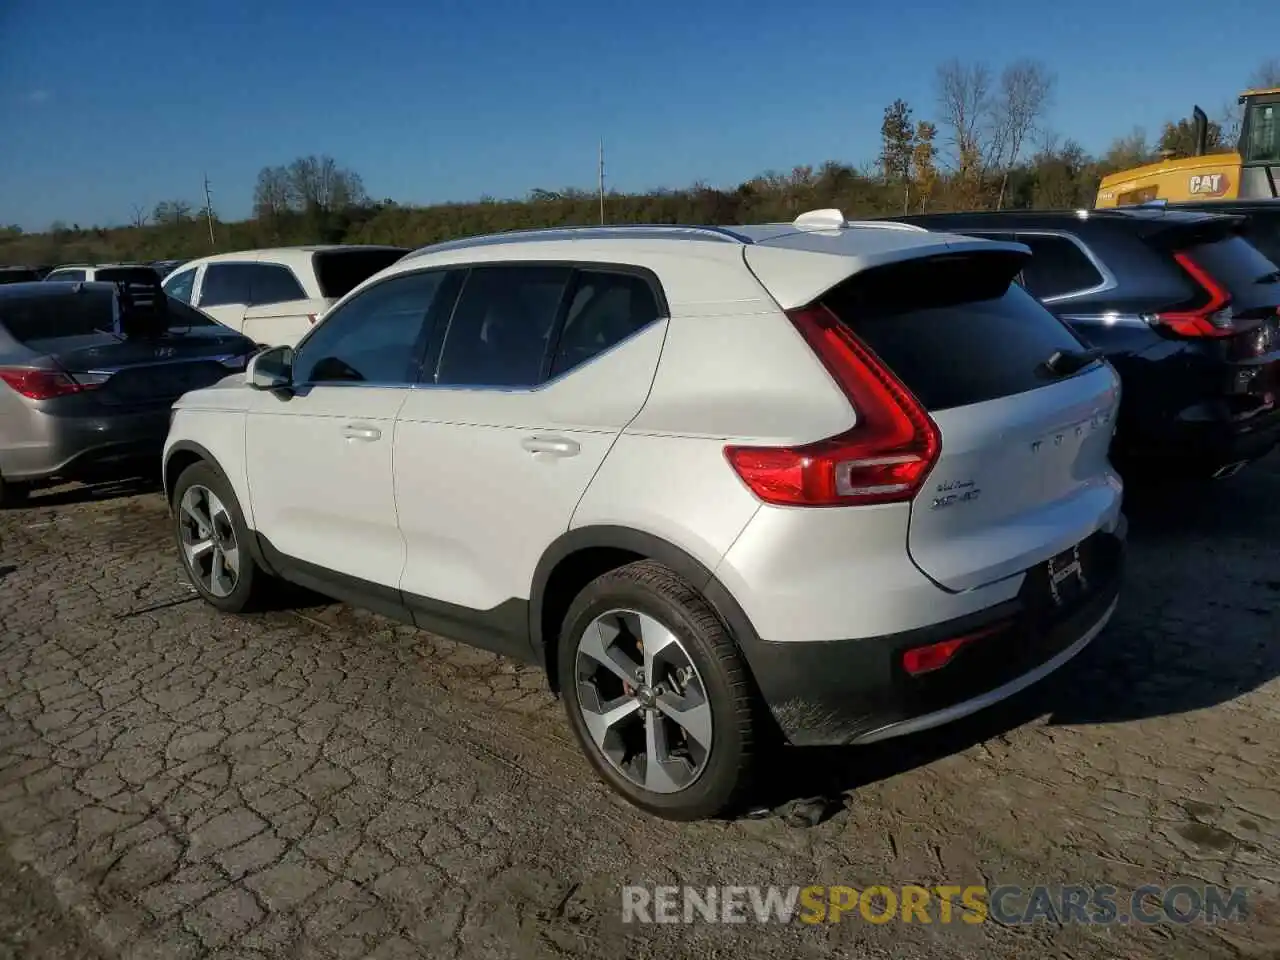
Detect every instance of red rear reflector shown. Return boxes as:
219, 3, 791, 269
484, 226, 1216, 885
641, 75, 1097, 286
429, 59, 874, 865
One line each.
1154, 252, 1236, 338
724, 305, 940, 507
0, 368, 96, 400
901, 622, 1010, 676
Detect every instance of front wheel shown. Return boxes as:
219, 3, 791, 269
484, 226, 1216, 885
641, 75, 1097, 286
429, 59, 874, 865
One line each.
172, 461, 269, 613
557, 560, 759, 820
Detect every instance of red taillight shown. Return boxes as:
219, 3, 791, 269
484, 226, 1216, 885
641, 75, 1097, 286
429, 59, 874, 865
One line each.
1153, 252, 1236, 338
901, 622, 1009, 676
724, 306, 940, 507
0, 367, 96, 400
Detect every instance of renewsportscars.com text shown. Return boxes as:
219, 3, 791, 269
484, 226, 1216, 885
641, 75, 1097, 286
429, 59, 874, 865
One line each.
621, 884, 1249, 926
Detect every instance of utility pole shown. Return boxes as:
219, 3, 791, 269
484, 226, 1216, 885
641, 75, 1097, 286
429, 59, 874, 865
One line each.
598, 139, 605, 225
202, 174, 217, 251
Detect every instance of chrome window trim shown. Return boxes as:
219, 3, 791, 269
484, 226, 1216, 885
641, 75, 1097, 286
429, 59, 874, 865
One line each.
959, 228, 1118, 303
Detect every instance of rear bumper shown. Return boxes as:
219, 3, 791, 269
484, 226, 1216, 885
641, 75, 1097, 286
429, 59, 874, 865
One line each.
0, 405, 170, 484
738, 530, 1124, 747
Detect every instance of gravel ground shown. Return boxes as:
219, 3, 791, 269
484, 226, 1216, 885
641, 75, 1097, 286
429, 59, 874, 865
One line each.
0, 464, 1278, 959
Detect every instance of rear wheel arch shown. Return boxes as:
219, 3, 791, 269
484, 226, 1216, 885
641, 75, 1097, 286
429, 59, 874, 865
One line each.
530, 526, 762, 693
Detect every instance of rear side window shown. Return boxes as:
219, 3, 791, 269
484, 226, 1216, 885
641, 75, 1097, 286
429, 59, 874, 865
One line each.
1182, 236, 1280, 313
822, 253, 1086, 411
550, 271, 660, 377
1014, 234, 1105, 300
434, 266, 571, 387
313, 249, 407, 299
0, 289, 115, 343
200, 264, 254, 306
247, 264, 306, 305
46, 269, 86, 283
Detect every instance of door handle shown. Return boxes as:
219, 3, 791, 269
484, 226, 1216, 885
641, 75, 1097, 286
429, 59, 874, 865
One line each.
341, 424, 382, 442
521, 435, 580, 457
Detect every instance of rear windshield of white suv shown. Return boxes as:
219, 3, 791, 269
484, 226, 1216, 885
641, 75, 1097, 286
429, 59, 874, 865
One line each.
821, 251, 1088, 411
313, 249, 408, 299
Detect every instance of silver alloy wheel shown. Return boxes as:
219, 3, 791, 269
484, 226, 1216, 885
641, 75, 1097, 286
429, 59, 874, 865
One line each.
573, 609, 713, 794
178, 485, 240, 598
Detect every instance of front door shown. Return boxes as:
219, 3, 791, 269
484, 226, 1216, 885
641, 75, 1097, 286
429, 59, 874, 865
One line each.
244, 269, 449, 592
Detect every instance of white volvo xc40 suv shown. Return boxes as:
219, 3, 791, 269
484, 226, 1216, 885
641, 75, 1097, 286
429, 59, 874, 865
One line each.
164, 210, 1125, 820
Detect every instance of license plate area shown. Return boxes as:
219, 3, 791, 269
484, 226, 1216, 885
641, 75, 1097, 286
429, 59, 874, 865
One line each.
1046, 542, 1088, 608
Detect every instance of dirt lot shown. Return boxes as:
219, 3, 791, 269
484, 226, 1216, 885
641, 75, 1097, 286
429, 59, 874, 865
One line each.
0, 465, 1278, 960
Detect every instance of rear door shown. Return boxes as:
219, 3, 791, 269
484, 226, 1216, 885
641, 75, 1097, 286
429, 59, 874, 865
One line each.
195, 262, 255, 332
393, 264, 665, 648
816, 252, 1123, 592
237, 262, 321, 347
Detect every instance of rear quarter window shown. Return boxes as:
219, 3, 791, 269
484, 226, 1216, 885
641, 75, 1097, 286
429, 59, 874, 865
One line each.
313, 249, 408, 299
822, 253, 1087, 411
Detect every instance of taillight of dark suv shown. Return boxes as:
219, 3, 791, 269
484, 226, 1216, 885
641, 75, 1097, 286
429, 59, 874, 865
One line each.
1150, 237, 1280, 340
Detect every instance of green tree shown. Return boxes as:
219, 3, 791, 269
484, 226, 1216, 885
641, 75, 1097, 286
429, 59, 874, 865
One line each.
879, 99, 916, 213
1157, 115, 1224, 159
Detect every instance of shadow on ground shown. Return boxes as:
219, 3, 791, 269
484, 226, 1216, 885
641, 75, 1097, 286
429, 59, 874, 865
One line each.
19, 476, 162, 509
750, 463, 1280, 825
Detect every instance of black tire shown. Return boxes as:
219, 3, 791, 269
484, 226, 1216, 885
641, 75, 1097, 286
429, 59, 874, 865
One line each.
0, 476, 30, 509
172, 461, 270, 613
557, 560, 759, 820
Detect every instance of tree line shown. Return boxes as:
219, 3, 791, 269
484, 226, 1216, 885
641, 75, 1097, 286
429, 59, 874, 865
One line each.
3, 57, 1277, 268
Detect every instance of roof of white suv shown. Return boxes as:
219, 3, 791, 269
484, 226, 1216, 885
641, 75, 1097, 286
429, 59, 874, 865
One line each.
393, 209, 1026, 311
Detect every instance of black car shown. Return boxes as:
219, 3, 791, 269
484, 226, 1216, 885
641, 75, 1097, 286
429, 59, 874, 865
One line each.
0, 274, 260, 505
1167, 200, 1280, 266
898, 207, 1280, 479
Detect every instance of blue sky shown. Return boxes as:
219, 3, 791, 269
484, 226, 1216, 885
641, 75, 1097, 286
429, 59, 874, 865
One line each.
1, 0, 1277, 230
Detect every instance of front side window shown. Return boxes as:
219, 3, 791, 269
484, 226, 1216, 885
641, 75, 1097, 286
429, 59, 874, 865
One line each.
199, 263, 254, 307
1014, 234, 1105, 300
550, 271, 661, 377
434, 266, 571, 387
293, 270, 449, 385
163, 268, 197, 304
1244, 102, 1280, 164
247, 264, 306, 306
46, 269, 86, 282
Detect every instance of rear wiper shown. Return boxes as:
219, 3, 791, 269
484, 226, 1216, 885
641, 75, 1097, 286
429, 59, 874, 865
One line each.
1040, 347, 1103, 379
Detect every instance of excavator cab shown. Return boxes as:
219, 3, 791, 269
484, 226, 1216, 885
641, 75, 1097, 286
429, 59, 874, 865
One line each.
1095, 89, 1280, 207
1237, 87, 1280, 198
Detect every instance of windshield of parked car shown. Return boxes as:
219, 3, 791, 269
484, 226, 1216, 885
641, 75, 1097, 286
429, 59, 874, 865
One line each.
313, 249, 407, 299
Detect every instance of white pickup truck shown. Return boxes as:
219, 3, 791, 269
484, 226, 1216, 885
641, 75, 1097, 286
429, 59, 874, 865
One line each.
161, 245, 408, 347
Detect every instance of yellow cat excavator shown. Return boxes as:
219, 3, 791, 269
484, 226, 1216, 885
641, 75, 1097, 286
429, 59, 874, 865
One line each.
1095, 88, 1280, 207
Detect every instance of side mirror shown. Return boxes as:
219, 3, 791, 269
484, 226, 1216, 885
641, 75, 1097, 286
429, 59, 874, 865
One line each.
246, 345, 294, 390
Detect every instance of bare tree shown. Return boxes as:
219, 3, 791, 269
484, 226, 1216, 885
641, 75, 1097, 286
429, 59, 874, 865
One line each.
129, 204, 149, 229
1250, 58, 1280, 89
992, 60, 1054, 209
151, 200, 193, 226
286, 155, 367, 214
253, 165, 293, 219
936, 59, 993, 204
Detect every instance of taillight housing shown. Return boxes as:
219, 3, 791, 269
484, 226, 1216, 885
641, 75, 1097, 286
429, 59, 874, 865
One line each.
0, 367, 98, 400
724, 305, 941, 507
1151, 252, 1237, 338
